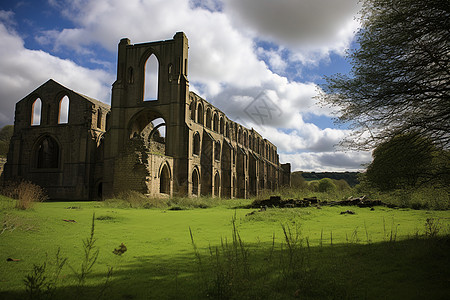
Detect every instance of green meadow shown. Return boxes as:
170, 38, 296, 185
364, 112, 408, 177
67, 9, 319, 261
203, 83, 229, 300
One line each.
0, 196, 449, 299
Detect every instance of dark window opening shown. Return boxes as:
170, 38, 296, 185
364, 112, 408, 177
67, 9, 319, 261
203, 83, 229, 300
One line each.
192, 169, 199, 196
193, 133, 200, 155
36, 137, 59, 169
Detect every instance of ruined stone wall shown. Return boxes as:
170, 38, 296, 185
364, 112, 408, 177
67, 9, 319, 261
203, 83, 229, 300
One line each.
5, 33, 290, 201
186, 91, 290, 198
3, 80, 110, 200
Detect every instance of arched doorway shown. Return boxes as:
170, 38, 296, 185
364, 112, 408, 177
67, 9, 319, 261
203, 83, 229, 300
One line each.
192, 168, 199, 196
214, 172, 220, 197
160, 163, 171, 194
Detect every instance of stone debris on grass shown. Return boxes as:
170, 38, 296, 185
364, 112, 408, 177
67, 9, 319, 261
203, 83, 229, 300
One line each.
250, 195, 394, 209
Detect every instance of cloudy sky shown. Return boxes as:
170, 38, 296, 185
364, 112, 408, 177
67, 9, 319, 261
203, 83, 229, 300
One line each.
0, 0, 371, 172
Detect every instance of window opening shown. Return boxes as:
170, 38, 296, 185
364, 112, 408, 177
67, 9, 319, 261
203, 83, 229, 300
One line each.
58, 95, 69, 124
36, 136, 59, 168
193, 133, 200, 155
31, 98, 42, 126
192, 169, 199, 196
144, 54, 159, 101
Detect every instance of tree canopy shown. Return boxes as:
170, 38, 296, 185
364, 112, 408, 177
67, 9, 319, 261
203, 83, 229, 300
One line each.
364, 132, 449, 191
320, 0, 450, 150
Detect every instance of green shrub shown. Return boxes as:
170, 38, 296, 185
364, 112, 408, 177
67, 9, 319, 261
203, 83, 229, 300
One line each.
308, 181, 319, 192
334, 179, 351, 191
318, 178, 337, 193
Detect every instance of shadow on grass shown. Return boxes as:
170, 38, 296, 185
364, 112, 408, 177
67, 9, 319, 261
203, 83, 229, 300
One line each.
1, 236, 449, 300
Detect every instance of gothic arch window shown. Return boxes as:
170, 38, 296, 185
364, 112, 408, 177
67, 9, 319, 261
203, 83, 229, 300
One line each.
160, 163, 170, 194
31, 98, 42, 126
192, 168, 199, 196
214, 172, 220, 197
197, 103, 204, 125
144, 54, 159, 101
244, 131, 248, 148
190, 101, 196, 120
36, 136, 59, 169
58, 95, 69, 124
193, 132, 200, 155
97, 109, 102, 129
219, 117, 224, 135
238, 128, 242, 144
206, 108, 212, 129
214, 141, 221, 161
213, 113, 218, 132
225, 122, 229, 138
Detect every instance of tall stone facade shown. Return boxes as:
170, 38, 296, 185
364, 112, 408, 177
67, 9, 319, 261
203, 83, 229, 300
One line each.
3, 32, 290, 200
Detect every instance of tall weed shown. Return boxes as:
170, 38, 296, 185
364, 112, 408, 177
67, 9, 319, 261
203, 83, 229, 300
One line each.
69, 213, 99, 288
2, 180, 47, 210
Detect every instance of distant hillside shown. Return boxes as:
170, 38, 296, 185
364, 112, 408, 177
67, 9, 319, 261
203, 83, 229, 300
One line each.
293, 171, 360, 186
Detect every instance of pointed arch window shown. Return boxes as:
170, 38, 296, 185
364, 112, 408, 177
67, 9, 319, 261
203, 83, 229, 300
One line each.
144, 54, 159, 101
214, 172, 220, 197
214, 141, 221, 161
31, 98, 42, 126
58, 95, 69, 124
97, 109, 102, 129
197, 103, 204, 125
213, 113, 218, 132
219, 117, 224, 135
36, 136, 59, 169
192, 168, 199, 196
190, 101, 196, 120
206, 108, 212, 129
193, 132, 200, 156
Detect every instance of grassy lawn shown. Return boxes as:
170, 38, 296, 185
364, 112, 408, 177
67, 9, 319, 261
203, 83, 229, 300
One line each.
0, 196, 449, 299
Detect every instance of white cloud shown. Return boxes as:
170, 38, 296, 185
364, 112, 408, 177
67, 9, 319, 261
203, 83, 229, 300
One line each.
281, 151, 371, 172
0, 22, 113, 126
224, 0, 360, 63
1, 0, 370, 171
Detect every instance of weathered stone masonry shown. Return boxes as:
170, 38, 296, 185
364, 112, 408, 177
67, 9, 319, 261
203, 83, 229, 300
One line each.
3, 32, 290, 200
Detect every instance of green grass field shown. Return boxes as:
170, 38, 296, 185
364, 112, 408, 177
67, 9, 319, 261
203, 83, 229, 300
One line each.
0, 196, 449, 299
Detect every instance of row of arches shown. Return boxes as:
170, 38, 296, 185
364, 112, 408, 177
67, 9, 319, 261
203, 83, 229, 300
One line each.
190, 165, 276, 198
189, 115, 278, 164
31, 96, 69, 126
30, 95, 108, 131
191, 167, 221, 197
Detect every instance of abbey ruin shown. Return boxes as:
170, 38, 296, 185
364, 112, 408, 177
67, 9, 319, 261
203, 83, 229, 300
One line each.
3, 32, 291, 200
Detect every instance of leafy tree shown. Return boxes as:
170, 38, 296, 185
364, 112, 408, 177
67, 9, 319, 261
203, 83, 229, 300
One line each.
290, 171, 308, 189
364, 132, 448, 191
333, 179, 351, 191
317, 178, 337, 193
320, 0, 450, 150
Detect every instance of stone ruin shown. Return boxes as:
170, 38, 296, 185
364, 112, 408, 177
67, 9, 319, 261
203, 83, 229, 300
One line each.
3, 32, 291, 200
